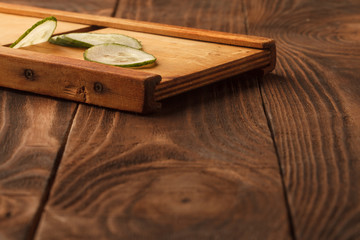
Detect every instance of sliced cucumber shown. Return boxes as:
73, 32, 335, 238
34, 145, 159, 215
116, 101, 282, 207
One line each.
10, 16, 57, 49
84, 43, 156, 68
49, 34, 79, 47
57, 33, 142, 49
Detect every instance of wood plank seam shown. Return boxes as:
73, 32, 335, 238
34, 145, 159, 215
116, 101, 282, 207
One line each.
258, 78, 297, 240
110, 0, 120, 18
241, 1, 294, 238
26, 2, 120, 238
240, 0, 249, 40
26, 105, 80, 240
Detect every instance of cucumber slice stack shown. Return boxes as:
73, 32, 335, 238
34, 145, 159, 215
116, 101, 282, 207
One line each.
84, 43, 156, 68
10, 16, 57, 49
49, 32, 155, 67
50, 33, 142, 49
10, 16, 156, 68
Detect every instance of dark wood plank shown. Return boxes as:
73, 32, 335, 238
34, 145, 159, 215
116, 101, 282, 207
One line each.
36, 79, 292, 240
244, 0, 360, 239
35, 1, 292, 239
0, 91, 76, 240
0, 0, 117, 16
0, 1, 118, 239
115, 0, 246, 32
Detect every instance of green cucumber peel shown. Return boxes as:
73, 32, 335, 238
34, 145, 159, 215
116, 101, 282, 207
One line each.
58, 33, 142, 49
10, 16, 57, 48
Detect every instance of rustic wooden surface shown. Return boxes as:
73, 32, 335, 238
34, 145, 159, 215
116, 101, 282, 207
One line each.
0, 0, 359, 240
0, 0, 117, 16
245, 0, 360, 239
0, 1, 117, 240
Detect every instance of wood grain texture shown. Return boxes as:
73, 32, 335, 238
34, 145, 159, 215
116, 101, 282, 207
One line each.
0, 0, 117, 16
0, 46, 162, 113
0, 1, 118, 239
36, 78, 291, 240
0, 91, 76, 240
244, 0, 360, 239
34, 0, 292, 239
115, 0, 246, 33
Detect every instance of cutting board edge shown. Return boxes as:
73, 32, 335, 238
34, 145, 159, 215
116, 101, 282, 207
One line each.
0, 46, 162, 113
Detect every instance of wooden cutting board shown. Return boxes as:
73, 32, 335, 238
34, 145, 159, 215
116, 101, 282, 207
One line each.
0, 3, 276, 113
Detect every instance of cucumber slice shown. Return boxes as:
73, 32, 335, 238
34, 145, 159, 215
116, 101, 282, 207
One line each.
49, 34, 79, 47
84, 43, 156, 68
10, 16, 57, 49
61, 33, 142, 49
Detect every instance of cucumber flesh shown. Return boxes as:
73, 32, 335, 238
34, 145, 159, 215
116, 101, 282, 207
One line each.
60, 33, 142, 49
10, 16, 57, 49
84, 43, 156, 68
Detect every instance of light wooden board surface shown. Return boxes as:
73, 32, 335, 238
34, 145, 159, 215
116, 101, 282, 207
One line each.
0, 13, 89, 46
22, 27, 271, 102
93, 28, 268, 82
23, 28, 268, 82
0, 3, 275, 110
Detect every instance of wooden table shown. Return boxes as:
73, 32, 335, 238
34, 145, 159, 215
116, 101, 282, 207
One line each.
0, 0, 359, 239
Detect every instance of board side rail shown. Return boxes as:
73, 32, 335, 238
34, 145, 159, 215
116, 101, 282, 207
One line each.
0, 46, 161, 113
